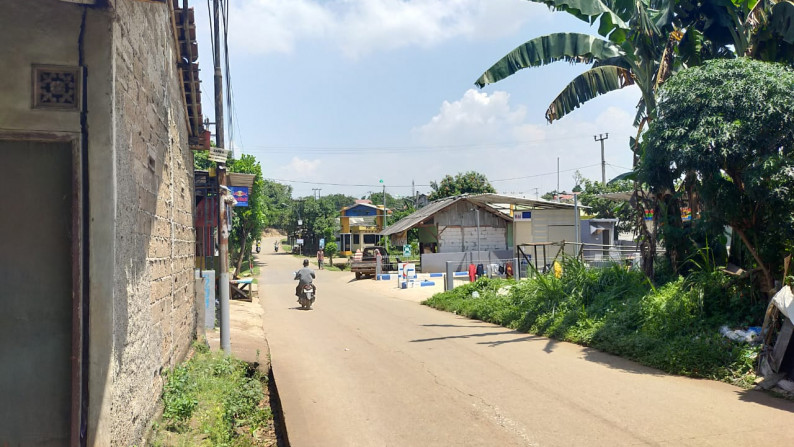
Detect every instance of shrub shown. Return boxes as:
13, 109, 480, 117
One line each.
423, 256, 763, 385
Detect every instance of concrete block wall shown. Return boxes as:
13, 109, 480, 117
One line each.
110, 0, 196, 443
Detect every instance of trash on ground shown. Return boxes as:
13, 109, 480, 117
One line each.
720, 325, 761, 344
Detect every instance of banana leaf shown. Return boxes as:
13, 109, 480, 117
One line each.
770, 0, 794, 44
526, 0, 629, 31
609, 171, 637, 183
475, 33, 623, 87
545, 65, 635, 122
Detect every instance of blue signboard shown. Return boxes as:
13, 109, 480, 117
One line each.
230, 186, 249, 207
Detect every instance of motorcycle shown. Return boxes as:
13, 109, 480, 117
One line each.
274, 243, 279, 252
255, 241, 261, 253
298, 284, 315, 310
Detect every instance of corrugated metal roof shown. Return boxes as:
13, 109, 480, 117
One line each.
379, 195, 511, 236
465, 193, 582, 210
379, 196, 457, 235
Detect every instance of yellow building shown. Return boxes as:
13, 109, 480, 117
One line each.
338, 201, 391, 255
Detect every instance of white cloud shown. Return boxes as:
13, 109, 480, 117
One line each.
410, 89, 637, 195
229, 0, 535, 57
413, 89, 526, 145
280, 157, 321, 177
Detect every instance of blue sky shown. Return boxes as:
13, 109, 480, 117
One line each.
194, 0, 641, 199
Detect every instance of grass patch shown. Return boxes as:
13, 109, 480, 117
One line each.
423, 258, 764, 387
235, 263, 260, 283
151, 342, 274, 446
321, 263, 344, 272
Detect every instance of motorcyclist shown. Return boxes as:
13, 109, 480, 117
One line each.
294, 259, 316, 300
274, 241, 279, 252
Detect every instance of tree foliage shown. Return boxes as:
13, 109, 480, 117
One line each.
285, 194, 357, 252
324, 241, 338, 265
226, 155, 267, 276
639, 58, 794, 292
261, 179, 293, 229
428, 171, 496, 201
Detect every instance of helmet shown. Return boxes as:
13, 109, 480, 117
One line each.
303, 259, 309, 266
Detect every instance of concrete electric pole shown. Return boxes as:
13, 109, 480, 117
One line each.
213, 0, 230, 354
594, 133, 608, 185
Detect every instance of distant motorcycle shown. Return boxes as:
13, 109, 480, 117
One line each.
255, 240, 261, 253
274, 243, 279, 252
297, 284, 315, 310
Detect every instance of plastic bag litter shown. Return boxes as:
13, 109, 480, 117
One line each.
472, 291, 480, 298
720, 325, 761, 344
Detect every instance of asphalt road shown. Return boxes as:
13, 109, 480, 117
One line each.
259, 237, 794, 447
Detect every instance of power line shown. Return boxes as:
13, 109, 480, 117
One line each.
265, 178, 428, 188
238, 134, 604, 154
606, 162, 633, 171
490, 163, 600, 182
265, 163, 602, 188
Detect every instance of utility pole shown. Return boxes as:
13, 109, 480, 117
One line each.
312, 188, 321, 200
213, 0, 224, 148
594, 133, 609, 185
556, 157, 560, 199
382, 183, 387, 229
213, 0, 229, 354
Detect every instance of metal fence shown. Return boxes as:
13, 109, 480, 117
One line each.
517, 241, 644, 276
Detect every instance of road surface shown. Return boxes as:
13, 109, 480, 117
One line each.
259, 237, 794, 446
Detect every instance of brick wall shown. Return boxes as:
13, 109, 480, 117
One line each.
111, 0, 196, 443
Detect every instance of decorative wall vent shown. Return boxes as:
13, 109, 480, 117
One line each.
32, 65, 82, 111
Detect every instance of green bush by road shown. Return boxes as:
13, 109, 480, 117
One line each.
151, 344, 274, 446
424, 258, 763, 387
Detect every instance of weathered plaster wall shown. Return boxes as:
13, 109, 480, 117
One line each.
110, 0, 196, 443
0, 1, 117, 444
1, 1, 197, 443
0, 0, 83, 133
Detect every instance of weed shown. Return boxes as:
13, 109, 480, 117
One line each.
424, 256, 763, 386
153, 351, 273, 446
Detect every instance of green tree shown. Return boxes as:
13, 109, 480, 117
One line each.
473, 0, 794, 277
639, 58, 794, 293
475, 0, 794, 124
226, 155, 267, 276
285, 195, 355, 252
473, 0, 683, 277
324, 241, 338, 266
193, 150, 213, 170
261, 179, 293, 230
428, 171, 496, 201
367, 192, 401, 210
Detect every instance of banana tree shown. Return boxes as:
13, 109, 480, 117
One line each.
475, 0, 671, 124
475, 0, 793, 125
474, 0, 673, 276
475, 0, 794, 276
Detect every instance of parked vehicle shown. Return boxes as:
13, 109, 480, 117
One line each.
297, 284, 315, 310
351, 246, 391, 280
